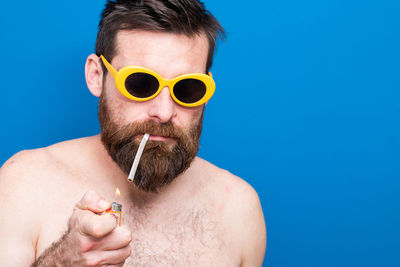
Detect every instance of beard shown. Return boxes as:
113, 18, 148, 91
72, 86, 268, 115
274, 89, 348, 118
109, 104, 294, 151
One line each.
98, 93, 203, 193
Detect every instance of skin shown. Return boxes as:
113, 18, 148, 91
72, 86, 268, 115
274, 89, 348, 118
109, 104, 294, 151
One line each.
0, 31, 266, 266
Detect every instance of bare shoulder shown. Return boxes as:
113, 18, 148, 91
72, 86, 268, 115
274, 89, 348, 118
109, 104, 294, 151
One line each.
195, 158, 267, 266
0, 147, 54, 199
0, 148, 55, 265
0, 136, 96, 187
195, 157, 263, 210
0, 137, 92, 207
0, 137, 98, 265
0, 136, 102, 205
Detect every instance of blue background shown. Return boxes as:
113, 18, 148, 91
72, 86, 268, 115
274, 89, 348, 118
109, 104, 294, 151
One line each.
1, 0, 399, 266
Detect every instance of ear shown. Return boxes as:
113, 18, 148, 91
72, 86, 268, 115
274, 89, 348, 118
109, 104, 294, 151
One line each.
85, 54, 103, 97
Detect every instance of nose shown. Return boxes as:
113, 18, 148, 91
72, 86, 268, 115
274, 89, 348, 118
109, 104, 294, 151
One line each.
147, 87, 176, 123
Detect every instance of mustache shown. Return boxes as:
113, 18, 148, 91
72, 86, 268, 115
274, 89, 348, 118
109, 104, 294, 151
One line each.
108, 120, 188, 144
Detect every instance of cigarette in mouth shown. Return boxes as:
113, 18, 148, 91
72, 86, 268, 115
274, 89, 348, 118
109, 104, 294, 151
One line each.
128, 133, 150, 182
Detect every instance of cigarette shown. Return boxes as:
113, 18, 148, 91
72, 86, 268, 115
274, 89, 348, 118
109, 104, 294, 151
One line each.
128, 133, 150, 181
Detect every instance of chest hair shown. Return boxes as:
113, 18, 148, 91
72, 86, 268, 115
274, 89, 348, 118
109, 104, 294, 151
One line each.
123, 204, 226, 266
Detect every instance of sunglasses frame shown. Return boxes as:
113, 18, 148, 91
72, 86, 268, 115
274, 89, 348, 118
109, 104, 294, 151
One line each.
100, 55, 215, 107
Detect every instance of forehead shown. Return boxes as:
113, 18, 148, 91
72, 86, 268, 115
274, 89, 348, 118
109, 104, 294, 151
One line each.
113, 30, 209, 75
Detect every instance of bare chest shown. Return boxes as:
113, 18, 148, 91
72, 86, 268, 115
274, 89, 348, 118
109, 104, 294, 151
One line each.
38, 203, 238, 266
122, 206, 237, 266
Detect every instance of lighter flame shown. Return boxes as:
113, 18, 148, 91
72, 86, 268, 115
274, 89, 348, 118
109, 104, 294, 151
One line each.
115, 188, 121, 197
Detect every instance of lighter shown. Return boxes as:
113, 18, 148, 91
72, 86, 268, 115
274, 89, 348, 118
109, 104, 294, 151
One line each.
106, 202, 122, 226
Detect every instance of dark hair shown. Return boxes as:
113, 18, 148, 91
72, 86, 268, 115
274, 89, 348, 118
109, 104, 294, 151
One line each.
95, 0, 225, 73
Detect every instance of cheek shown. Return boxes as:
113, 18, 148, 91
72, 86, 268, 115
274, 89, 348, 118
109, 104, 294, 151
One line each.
175, 105, 203, 128
105, 76, 126, 101
103, 79, 147, 124
114, 102, 149, 125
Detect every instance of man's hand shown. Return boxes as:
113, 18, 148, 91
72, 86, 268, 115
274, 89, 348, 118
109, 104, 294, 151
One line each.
33, 190, 132, 266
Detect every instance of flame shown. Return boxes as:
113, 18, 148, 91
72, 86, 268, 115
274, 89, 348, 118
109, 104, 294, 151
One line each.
115, 188, 121, 197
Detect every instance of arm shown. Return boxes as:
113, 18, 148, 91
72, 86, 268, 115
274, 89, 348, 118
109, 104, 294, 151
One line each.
0, 152, 132, 267
0, 152, 38, 266
224, 176, 266, 267
32, 190, 132, 266
239, 186, 267, 267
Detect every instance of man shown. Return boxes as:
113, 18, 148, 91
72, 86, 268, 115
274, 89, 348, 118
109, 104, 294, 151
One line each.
0, 0, 266, 266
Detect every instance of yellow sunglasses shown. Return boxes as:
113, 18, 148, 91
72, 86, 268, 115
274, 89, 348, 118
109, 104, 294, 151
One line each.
100, 55, 215, 107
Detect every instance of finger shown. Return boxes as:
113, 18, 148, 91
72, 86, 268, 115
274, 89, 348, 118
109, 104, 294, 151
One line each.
93, 225, 132, 251
104, 245, 132, 265
75, 190, 111, 213
79, 212, 117, 238
84, 245, 131, 266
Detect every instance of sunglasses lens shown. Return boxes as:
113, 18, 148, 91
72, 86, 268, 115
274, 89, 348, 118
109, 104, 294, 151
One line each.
125, 73, 159, 98
173, 79, 207, 104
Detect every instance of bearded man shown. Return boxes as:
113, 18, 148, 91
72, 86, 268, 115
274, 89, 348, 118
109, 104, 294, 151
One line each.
0, 0, 266, 266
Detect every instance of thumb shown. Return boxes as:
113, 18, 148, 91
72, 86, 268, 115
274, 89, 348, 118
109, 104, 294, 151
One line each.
75, 190, 111, 213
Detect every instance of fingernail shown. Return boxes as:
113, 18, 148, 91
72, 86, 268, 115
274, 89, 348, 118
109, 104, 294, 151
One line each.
99, 199, 109, 209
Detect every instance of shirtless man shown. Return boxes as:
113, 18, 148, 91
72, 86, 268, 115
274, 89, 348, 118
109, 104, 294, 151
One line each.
0, 0, 266, 266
